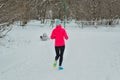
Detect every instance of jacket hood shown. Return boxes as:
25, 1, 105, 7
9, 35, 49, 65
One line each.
56, 25, 62, 28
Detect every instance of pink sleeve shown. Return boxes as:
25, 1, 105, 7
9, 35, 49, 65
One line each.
50, 29, 55, 39
64, 29, 68, 40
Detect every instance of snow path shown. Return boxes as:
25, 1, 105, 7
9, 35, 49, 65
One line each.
0, 25, 120, 80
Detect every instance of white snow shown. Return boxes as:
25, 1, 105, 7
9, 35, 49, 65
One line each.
0, 20, 120, 80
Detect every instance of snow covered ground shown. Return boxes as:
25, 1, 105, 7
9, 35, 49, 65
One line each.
0, 20, 120, 80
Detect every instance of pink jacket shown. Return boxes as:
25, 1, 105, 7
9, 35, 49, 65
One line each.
50, 25, 68, 46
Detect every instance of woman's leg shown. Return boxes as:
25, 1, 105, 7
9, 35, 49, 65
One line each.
59, 46, 65, 66
55, 46, 60, 61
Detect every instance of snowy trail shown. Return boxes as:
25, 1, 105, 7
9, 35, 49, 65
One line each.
0, 24, 120, 80
66, 31, 120, 80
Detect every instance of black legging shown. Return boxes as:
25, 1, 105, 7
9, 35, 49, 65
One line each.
55, 46, 65, 66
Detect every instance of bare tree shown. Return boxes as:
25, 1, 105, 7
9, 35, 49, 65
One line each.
0, 0, 120, 24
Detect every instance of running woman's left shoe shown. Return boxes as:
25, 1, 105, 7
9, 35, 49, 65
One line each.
53, 61, 57, 68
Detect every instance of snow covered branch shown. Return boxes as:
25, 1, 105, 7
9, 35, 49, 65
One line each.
0, 23, 13, 38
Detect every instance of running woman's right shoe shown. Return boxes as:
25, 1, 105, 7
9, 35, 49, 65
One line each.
58, 66, 64, 70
